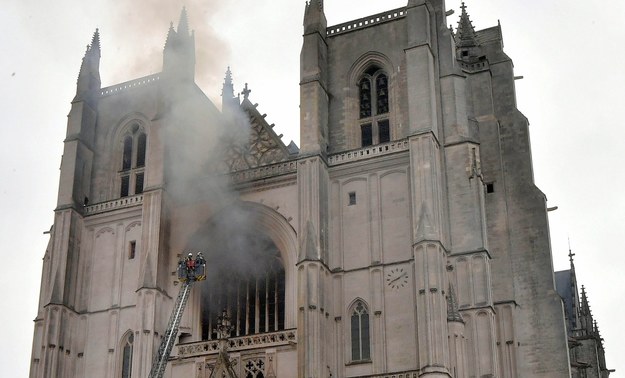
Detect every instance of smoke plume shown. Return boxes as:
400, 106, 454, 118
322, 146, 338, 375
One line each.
101, 0, 230, 101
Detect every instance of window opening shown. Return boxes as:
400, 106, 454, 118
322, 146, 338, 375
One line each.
243, 359, 266, 378
378, 120, 390, 144
359, 78, 372, 118
136, 133, 146, 168
348, 192, 357, 206
358, 66, 390, 147
128, 241, 136, 260
118, 127, 147, 198
376, 74, 389, 115
121, 333, 133, 378
361, 124, 373, 147
351, 300, 371, 361
201, 237, 285, 340
120, 175, 130, 198
486, 183, 495, 193
135, 173, 144, 194
122, 136, 133, 171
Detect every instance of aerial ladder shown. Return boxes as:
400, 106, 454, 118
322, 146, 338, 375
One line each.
148, 252, 206, 378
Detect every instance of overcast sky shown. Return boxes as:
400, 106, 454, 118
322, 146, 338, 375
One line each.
1, 0, 623, 376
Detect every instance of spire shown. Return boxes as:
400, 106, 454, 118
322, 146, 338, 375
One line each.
221, 67, 239, 112
177, 7, 190, 37
222, 67, 234, 98
165, 22, 175, 47
75, 28, 101, 98
162, 8, 196, 81
456, 2, 478, 48
447, 284, 464, 323
90, 28, 101, 56
579, 286, 594, 335
580, 286, 589, 313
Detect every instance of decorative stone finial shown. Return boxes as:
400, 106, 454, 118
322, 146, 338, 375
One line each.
447, 284, 464, 323
222, 67, 234, 99
456, 2, 478, 48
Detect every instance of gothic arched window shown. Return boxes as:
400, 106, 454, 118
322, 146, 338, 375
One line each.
350, 300, 371, 361
120, 332, 134, 378
119, 124, 147, 198
201, 234, 286, 340
358, 66, 390, 147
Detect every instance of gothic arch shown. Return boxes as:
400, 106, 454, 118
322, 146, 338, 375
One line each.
117, 330, 134, 378
347, 298, 372, 362
116, 116, 150, 198
109, 114, 150, 173
108, 112, 151, 147
379, 168, 408, 180
186, 201, 298, 332
125, 221, 142, 233
95, 227, 115, 239
103, 113, 151, 199
345, 52, 395, 149
348, 51, 394, 88
347, 297, 370, 313
236, 201, 298, 272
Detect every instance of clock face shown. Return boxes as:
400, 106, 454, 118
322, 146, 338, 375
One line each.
386, 267, 408, 289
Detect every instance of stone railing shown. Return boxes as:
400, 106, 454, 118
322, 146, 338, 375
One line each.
84, 194, 143, 215
100, 74, 160, 96
177, 329, 297, 358
459, 60, 489, 72
230, 161, 298, 184
328, 139, 409, 166
327, 7, 407, 37
363, 371, 419, 378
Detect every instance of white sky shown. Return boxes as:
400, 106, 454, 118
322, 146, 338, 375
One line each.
1, 0, 623, 376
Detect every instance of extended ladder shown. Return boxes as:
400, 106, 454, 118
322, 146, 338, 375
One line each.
148, 253, 206, 378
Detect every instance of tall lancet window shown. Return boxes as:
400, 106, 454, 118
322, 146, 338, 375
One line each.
120, 332, 134, 378
358, 65, 390, 147
201, 232, 286, 340
350, 300, 371, 361
119, 124, 147, 198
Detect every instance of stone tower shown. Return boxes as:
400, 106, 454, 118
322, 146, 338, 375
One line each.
30, 2, 610, 378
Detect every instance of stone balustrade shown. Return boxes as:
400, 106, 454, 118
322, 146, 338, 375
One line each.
328, 139, 409, 166
363, 371, 419, 378
177, 329, 297, 357
230, 161, 298, 184
84, 194, 144, 215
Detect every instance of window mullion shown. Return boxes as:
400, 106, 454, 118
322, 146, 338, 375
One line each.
255, 277, 260, 333
265, 273, 269, 332
358, 313, 363, 360
245, 280, 250, 335
273, 273, 280, 331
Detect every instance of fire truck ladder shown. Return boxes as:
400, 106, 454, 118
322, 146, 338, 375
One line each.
148, 253, 206, 378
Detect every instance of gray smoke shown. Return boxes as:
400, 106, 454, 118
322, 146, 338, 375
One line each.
97, 2, 281, 330
103, 0, 229, 100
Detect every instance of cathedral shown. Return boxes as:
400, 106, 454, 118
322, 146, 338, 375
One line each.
29, 1, 611, 377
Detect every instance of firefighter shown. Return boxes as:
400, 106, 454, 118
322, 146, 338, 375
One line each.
185, 253, 195, 273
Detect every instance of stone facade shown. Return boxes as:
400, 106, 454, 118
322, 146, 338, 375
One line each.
555, 253, 612, 378
29, 2, 609, 377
